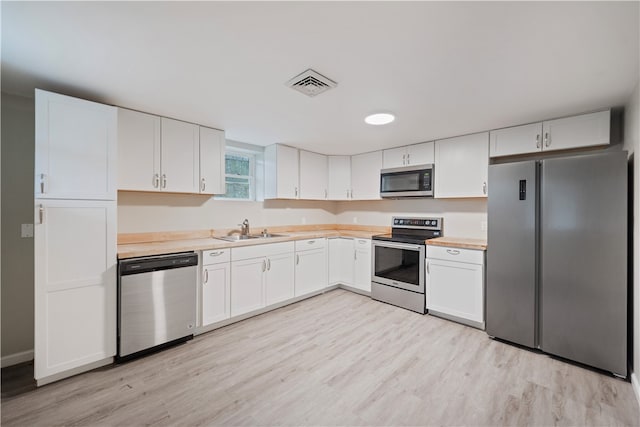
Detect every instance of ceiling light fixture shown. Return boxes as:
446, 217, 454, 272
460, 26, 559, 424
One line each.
365, 113, 395, 125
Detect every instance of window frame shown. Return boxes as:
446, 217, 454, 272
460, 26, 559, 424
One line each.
218, 148, 256, 201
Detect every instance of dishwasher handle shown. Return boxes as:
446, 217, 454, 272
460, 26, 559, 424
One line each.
119, 252, 198, 276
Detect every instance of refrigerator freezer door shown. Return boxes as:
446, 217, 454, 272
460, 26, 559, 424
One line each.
540, 152, 627, 376
487, 161, 537, 348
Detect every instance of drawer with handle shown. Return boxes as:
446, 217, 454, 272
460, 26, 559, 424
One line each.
294, 238, 326, 251
202, 248, 230, 265
426, 245, 484, 264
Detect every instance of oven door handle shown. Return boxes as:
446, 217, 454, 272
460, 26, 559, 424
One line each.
372, 240, 424, 251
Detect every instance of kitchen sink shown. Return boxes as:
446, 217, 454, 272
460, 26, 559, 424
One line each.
215, 233, 288, 242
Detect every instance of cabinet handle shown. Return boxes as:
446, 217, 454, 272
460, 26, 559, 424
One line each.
402, 154, 406, 165
296, 254, 300, 265
153, 173, 160, 188
446, 249, 461, 255
535, 134, 541, 149
325, 189, 327, 199
209, 251, 224, 257
482, 181, 487, 195
346, 189, 349, 198
307, 240, 316, 245
203, 269, 209, 283
39, 173, 47, 194
354, 250, 357, 261
267, 258, 271, 271
262, 259, 266, 272
407, 153, 411, 164
295, 187, 298, 198
544, 132, 550, 147
426, 261, 430, 274
201, 178, 206, 192
162, 174, 167, 189
38, 204, 44, 224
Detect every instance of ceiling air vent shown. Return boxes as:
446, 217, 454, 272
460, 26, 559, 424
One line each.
286, 69, 337, 97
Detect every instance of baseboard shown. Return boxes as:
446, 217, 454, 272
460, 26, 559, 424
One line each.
632, 371, 640, 409
1, 350, 34, 368
36, 357, 113, 387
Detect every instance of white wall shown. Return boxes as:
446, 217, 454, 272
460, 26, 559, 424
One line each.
335, 199, 487, 239
118, 192, 338, 233
1, 92, 35, 359
623, 81, 640, 395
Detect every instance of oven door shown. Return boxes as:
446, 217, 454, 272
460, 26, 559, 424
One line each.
372, 240, 425, 293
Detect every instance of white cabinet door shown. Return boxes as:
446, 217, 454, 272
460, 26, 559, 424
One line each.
407, 141, 435, 166
199, 126, 225, 195
327, 156, 352, 200
265, 252, 295, 306
295, 248, 328, 296
118, 108, 162, 191
435, 132, 488, 198
351, 151, 383, 200
328, 238, 342, 285
35, 89, 117, 200
201, 262, 231, 326
34, 199, 116, 381
160, 117, 200, 193
382, 146, 408, 169
341, 238, 355, 287
353, 239, 371, 292
299, 150, 328, 200
264, 144, 299, 199
490, 123, 542, 158
542, 110, 610, 152
231, 257, 265, 316
426, 258, 484, 324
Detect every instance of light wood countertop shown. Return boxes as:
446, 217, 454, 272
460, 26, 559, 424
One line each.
426, 236, 487, 251
118, 226, 387, 259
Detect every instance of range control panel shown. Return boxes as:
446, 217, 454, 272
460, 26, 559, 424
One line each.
392, 216, 442, 230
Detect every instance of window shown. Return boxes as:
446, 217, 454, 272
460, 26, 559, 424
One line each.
223, 150, 255, 200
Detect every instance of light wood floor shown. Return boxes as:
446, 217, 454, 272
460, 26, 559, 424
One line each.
2, 289, 639, 426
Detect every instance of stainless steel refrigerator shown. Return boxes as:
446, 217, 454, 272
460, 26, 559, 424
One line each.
486, 150, 627, 377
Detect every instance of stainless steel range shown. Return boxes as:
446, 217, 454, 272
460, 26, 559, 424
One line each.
371, 217, 443, 313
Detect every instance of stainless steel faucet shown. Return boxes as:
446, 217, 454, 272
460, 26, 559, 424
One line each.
239, 219, 250, 236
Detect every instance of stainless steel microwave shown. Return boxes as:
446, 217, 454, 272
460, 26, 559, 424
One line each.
380, 164, 434, 198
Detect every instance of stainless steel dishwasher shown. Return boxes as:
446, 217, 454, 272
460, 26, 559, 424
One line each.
118, 252, 198, 361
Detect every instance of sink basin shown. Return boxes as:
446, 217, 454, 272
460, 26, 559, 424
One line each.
215, 235, 260, 242
250, 233, 288, 239
215, 233, 288, 242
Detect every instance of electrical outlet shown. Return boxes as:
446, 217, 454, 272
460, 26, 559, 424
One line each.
21, 223, 34, 238
481, 221, 487, 231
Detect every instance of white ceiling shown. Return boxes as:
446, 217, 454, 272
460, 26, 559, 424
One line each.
2, 1, 639, 155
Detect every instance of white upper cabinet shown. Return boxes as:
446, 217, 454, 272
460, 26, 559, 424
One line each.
382, 142, 434, 169
542, 110, 610, 152
199, 126, 225, 195
435, 132, 488, 198
160, 118, 200, 194
118, 108, 161, 192
35, 89, 117, 200
490, 122, 543, 158
327, 155, 352, 200
264, 144, 299, 199
490, 110, 611, 158
351, 150, 383, 200
299, 150, 328, 200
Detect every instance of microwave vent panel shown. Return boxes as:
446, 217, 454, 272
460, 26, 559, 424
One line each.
286, 69, 337, 97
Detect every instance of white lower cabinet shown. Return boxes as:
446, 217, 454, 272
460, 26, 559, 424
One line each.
34, 199, 116, 383
426, 246, 485, 329
294, 238, 328, 296
201, 249, 231, 327
265, 252, 295, 305
328, 238, 355, 287
353, 238, 372, 292
230, 242, 294, 316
